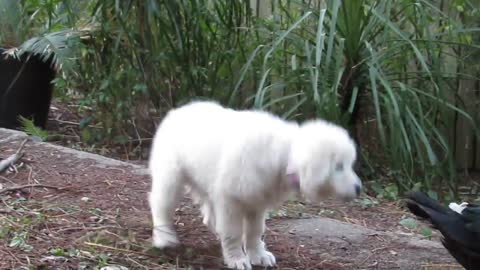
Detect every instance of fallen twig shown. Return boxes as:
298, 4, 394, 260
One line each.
0, 175, 15, 184
54, 225, 121, 233
83, 242, 155, 258
0, 184, 62, 195
0, 139, 28, 173
0, 246, 24, 265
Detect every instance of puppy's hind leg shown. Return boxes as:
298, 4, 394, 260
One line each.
149, 165, 184, 249
188, 188, 216, 231
245, 209, 276, 267
214, 198, 251, 270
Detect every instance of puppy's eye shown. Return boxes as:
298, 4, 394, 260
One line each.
335, 163, 343, 171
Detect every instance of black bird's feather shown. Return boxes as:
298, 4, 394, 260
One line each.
405, 191, 480, 270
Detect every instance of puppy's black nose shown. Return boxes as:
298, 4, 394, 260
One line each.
355, 184, 361, 196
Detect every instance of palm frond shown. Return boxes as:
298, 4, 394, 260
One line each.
8, 27, 94, 71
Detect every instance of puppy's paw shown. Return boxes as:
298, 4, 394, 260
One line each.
248, 249, 276, 267
152, 236, 179, 249
225, 256, 252, 270
152, 226, 179, 249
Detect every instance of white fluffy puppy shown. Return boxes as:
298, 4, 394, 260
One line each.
148, 101, 361, 269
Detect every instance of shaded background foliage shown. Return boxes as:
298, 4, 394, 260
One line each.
1, 0, 479, 199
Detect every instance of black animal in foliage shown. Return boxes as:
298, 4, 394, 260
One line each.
0, 48, 56, 130
405, 191, 480, 270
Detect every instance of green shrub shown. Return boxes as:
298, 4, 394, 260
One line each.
233, 0, 479, 195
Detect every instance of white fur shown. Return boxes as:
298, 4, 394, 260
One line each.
449, 202, 468, 214
148, 101, 361, 269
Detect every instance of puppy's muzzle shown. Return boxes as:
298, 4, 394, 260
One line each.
340, 183, 362, 202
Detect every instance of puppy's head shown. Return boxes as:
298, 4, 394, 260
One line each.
289, 120, 361, 202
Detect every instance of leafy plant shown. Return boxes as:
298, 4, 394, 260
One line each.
0, 225, 12, 239
232, 0, 479, 194
399, 217, 418, 230
19, 116, 49, 140
420, 226, 433, 240
0, 0, 28, 46
371, 182, 400, 200
0, 0, 88, 70
359, 197, 379, 208
50, 247, 66, 256
9, 231, 33, 252
399, 217, 433, 239
95, 252, 111, 267
54, 0, 256, 143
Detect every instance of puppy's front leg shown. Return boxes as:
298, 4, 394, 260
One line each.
245, 209, 276, 267
200, 201, 216, 231
215, 200, 251, 270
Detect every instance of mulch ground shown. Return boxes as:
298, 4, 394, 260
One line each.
0, 140, 333, 269
0, 100, 464, 269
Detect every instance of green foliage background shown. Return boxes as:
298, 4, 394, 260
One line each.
1, 0, 479, 198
